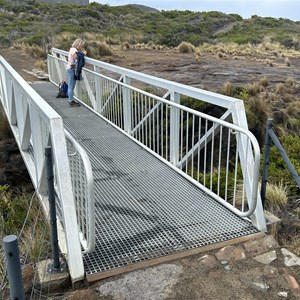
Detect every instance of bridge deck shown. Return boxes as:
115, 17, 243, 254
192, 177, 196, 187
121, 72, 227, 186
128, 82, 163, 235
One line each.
31, 82, 259, 282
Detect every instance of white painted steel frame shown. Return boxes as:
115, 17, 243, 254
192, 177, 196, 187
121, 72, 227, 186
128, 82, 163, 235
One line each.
49, 48, 266, 231
64, 130, 95, 253
0, 55, 84, 283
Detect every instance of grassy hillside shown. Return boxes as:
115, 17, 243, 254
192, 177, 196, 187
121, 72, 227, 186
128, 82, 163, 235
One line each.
1, 0, 300, 49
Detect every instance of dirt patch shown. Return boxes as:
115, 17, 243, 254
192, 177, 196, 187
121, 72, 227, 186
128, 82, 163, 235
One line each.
109, 48, 300, 91
0, 48, 40, 82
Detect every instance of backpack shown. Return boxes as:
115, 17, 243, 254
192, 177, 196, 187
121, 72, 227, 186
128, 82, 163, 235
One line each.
56, 81, 68, 98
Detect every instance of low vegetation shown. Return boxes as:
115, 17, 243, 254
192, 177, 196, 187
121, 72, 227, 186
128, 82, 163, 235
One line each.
1, 0, 300, 54
0, 185, 50, 277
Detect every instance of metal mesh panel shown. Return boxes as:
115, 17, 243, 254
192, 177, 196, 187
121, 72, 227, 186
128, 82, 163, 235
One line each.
66, 139, 89, 242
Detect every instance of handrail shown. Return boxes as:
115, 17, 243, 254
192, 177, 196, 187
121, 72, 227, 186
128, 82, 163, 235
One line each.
51, 47, 243, 109
0, 54, 84, 283
64, 130, 95, 252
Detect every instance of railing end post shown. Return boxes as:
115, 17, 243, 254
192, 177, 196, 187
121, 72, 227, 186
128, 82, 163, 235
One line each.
3, 235, 25, 300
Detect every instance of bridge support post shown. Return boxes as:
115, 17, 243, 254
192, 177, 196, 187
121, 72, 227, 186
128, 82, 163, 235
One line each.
261, 118, 273, 208
45, 146, 62, 271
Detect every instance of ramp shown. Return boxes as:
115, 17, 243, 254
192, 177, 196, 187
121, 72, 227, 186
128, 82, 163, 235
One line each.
31, 82, 260, 282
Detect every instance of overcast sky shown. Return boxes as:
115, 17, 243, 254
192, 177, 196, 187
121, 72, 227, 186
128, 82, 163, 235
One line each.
92, 0, 300, 21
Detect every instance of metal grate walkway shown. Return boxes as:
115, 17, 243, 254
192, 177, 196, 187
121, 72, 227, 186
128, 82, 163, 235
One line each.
31, 82, 259, 281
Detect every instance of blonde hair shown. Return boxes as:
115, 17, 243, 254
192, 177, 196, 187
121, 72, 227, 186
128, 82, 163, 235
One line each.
72, 38, 85, 50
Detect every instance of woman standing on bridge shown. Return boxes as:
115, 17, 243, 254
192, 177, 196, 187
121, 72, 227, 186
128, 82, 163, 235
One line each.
66, 38, 86, 107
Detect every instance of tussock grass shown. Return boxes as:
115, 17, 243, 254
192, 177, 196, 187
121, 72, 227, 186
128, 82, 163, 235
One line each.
178, 42, 195, 53
194, 49, 201, 61
285, 57, 291, 66
234, 181, 288, 214
265, 182, 288, 212
24, 45, 46, 59
34, 59, 46, 71
259, 76, 269, 87
134, 43, 147, 50
286, 101, 300, 117
245, 96, 268, 144
199, 41, 300, 59
87, 41, 113, 58
217, 52, 224, 58
283, 94, 293, 103
285, 76, 295, 86
222, 81, 234, 97
265, 59, 273, 67
52, 32, 77, 49
133, 43, 168, 51
247, 82, 261, 96
121, 42, 130, 50
249, 97, 268, 118
287, 118, 300, 131
275, 83, 285, 94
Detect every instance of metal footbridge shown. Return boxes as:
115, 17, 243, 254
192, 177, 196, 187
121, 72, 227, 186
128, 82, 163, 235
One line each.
0, 49, 266, 284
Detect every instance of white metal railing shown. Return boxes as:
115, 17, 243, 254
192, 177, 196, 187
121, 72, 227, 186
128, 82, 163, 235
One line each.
64, 130, 95, 253
49, 48, 266, 231
0, 55, 85, 283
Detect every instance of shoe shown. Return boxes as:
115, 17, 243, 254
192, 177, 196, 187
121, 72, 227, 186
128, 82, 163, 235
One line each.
69, 101, 81, 107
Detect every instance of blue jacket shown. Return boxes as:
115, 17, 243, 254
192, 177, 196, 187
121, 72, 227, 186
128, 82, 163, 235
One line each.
74, 51, 85, 80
